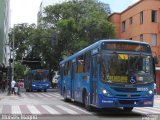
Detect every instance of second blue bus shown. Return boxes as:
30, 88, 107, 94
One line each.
24, 69, 51, 92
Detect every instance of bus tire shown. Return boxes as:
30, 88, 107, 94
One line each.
63, 89, 69, 102
84, 93, 92, 111
29, 88, 32, 92
44, 89, 47, 92
123, 107, 133, 112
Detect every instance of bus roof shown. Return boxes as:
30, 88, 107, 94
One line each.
60, 39, 150, 65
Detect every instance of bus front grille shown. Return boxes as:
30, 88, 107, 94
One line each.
112, 87, 140, 92
116, 94, 141, 98
119, 100, 137, 105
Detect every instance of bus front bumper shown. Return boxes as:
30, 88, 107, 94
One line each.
32, 85, 50, 90
97, 94, 154, 108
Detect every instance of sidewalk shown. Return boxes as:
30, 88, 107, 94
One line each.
154, 95, 160, 100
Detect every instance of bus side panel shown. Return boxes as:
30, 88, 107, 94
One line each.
74, 73, 83, 102
63, 75, 71, 98
74, 72, 90, 103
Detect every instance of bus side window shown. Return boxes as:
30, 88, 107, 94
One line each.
84, 52, 91, 73
77, 55, 84, 73
92, 56, 97, 77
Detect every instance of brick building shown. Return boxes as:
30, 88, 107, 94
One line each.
109, 0, 160, 94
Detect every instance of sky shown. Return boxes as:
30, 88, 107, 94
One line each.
10, 0, 140, 27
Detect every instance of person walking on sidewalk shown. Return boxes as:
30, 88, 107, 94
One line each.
11, 79, 16, 94
17, 80, 22, 95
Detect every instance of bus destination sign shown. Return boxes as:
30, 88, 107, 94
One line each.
101, 43, 147, 52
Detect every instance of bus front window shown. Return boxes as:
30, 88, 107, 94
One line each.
33, 73, 48, 82
101, 54, 153, 84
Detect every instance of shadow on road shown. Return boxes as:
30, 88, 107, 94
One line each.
61, 99, 142, 118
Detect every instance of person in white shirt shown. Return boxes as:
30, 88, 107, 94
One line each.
11, 80, 16, 94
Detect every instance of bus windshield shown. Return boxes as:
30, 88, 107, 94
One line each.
101, 53, 153, 84
32, 72, 48, 82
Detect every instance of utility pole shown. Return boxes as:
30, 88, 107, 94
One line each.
12, 24, 15, 81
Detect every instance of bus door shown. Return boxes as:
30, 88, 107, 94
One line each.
59, 66, 64, 95
71, 61, 76, 99
91, 56, 98, 105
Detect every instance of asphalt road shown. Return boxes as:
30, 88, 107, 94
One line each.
0, 88, 159, 120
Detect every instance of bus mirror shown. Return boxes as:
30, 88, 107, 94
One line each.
97, 54, 102, 64
153, 56, 158, 64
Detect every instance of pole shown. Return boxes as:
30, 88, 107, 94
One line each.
8, 45, 12, 95
12, 25, 15, 81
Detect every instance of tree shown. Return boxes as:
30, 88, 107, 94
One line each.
8, 0, 115, 71
14, 61, 29, 79
8, 23, 36, 61
42, 0, 115, 58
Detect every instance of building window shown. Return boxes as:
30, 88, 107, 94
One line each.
140, 11, 143, 24
122, 21, 126, 32
129, 17, 132, 24
140, 34, 143, 41
152, 34, 157, 46
151, 10, 157, 22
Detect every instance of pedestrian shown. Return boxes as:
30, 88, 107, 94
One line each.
11, 79, 16, 94
14, 82, 18, 95
0, 74, 2, 92
1, 80, 5, 92
17, 80, 22, 95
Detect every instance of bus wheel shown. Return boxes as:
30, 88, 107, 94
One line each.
44, 89, 47, 92
123, 107, 133, 112
63, 89, 67, 101
84, 93, 92, 111
29, 88, 32, 92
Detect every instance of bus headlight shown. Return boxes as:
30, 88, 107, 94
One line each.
102, 89, 107, 94
101, 88, 111, 97
149, 90, 153, 95
32, 85, 36, 87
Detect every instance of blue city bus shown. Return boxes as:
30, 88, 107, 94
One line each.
59, 40, 157, 111
24, 69, 51, 92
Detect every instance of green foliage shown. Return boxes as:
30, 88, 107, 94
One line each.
14, 61, 29, 79
43, 0, 115, 58
8, 23, 36, 60
8, 0, 115, 71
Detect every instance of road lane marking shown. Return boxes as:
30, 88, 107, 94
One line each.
41, 105, 60, 115
67, 104, 92, 114
27, 105, 41, 114
134, 107, 160, 114
0, 106, 3, 114
12, 105, 21, 114
47, 93, 61, 98
33, 93, 44, 97
21, 93, 27, 97
56, 105, 78, 114
40, 93, 51, 97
